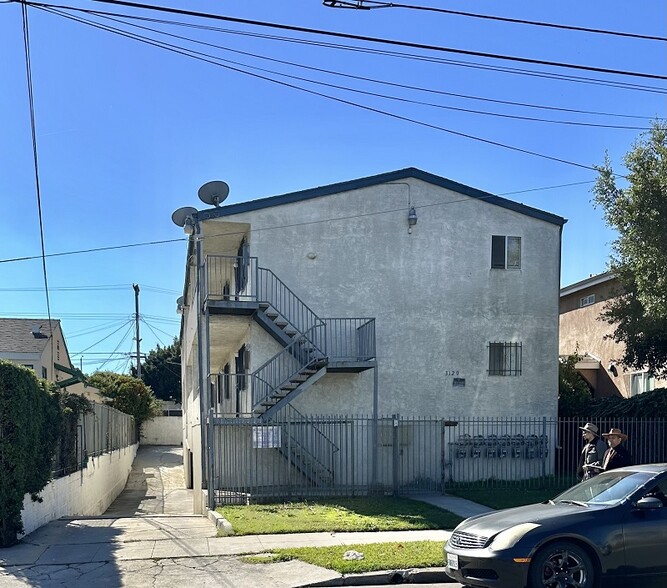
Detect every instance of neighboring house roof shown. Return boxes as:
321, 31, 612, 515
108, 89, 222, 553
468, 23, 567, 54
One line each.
196, 167, 568, 227
560, 271, 615, 297
0, 318, 59, 354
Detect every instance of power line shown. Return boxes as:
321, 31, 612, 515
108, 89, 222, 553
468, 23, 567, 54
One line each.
30, 3, 667, 96
25, 0, 667, 80
34, 8, 611, 171
100, 10, 667, 95
21, 2, 55, 366
323, 1, 667, 43
77, 9, 652, 130
75, 317, 134, 355
0, 236, 186, 264
96, 12, 656, 118
0, 176, 615, 266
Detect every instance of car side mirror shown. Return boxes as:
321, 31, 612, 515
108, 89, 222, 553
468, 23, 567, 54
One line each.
636, 497, 663, 510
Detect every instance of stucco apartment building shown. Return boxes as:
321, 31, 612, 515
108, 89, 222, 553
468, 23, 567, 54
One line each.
560, 272, 666, 398
176, 168, 566, 508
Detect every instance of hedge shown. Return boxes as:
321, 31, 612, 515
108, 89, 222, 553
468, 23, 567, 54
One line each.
0, 361, 61, 546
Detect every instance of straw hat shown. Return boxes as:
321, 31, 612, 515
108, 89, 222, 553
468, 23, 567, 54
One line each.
579, 423, 599, 436
602, 428, 628, 441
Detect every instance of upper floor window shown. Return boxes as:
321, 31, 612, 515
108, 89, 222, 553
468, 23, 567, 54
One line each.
580, 294, 596, 307
630, 372, 655, 396
488, 341, 522, 376
491, 236, 521, 269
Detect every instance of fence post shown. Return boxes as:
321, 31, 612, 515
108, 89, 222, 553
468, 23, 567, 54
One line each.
392, 414, 399, 496
542, 416, 547, 484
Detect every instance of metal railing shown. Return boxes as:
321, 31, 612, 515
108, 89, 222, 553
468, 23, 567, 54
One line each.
257, 267, 323, 337
208, 414, 667, 504
322, 318, 376, 362
53, 402, 137, 478
275, 405, 340, 487
204, 255, 324, 337
251, 324, 327, 410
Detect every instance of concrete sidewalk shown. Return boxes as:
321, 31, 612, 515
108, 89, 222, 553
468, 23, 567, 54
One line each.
0, 445, 490, 587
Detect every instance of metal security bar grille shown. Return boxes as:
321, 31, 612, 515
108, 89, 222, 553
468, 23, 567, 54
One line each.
208, 414, 667, 504
488, 342, 522, 375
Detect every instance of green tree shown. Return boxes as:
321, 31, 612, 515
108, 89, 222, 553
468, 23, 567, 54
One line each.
593, 120, 667, 378
558, 353, 592, 417
89, 371, 161, 429
132, 338, 181, 403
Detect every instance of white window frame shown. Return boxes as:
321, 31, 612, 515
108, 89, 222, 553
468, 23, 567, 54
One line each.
580, 294, 596, 307
491, 235, 521, 270
629, 372, 655, 396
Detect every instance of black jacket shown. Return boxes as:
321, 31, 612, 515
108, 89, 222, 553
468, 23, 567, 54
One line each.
602, 444, 633, 471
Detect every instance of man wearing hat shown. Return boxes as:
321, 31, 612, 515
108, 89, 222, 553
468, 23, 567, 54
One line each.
601, 428, 633, 471
577, 423, 608, 480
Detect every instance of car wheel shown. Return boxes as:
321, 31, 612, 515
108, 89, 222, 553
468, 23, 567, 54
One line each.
529, 541, 595, 588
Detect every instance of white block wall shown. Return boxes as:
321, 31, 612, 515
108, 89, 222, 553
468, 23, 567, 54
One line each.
19, 444, 138, 537
141, 416, 183, 445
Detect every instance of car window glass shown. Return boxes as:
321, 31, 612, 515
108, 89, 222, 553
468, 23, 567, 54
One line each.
555, 472, 655, 505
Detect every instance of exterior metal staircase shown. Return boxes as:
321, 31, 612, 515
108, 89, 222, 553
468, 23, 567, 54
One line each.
275, 405, 338, 488
205, 254, 375, 484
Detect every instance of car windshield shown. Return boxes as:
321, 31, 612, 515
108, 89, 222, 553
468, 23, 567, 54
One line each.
553, 471, 656, 506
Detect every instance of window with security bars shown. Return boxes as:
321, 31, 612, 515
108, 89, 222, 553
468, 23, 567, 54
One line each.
491, 235, 521, 269
488, 342, 522, 376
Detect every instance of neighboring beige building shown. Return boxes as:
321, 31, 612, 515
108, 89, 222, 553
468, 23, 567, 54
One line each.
559, 273, 666, 398
0, 317, 104, 401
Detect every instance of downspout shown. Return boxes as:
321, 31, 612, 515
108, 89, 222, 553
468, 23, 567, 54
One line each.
194, 217, 209, 508
372, 360, 379, 489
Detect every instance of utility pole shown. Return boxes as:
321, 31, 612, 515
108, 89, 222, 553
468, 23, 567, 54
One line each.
133, 283, 141, 378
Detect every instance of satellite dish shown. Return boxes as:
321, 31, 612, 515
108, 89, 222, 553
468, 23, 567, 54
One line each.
198, 181, 229, 207
171, 206, 198, 227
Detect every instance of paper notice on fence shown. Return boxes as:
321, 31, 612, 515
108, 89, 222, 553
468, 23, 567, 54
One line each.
253, 426, 282, 449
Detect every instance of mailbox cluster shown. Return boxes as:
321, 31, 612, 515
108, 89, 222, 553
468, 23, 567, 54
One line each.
451, 433, 549, 459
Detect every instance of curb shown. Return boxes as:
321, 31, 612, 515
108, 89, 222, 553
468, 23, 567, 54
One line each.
304, 567, 454, 586
207, 510, 234, 536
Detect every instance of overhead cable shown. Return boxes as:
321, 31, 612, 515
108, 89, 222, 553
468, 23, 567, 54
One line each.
34, 7, 611, 172
22, 0, 667, 80
323, 0, 667, 43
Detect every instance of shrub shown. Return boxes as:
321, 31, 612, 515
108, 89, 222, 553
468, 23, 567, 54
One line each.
88, 371, 161, 431
0, 361, 61, 546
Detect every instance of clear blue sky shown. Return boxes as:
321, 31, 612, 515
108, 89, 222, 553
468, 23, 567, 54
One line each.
1, 0, 665, 374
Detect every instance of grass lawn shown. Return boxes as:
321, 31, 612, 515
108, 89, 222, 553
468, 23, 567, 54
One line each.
243, 540, 444, 574
217, 497, 464, 536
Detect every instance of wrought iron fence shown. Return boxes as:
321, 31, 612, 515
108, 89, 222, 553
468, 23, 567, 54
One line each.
53, 402, 137, 478
208, 413, 667, 505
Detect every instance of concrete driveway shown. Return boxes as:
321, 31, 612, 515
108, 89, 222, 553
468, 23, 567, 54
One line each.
0, 445, 340, 587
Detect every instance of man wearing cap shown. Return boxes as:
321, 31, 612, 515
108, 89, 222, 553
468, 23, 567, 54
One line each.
601, 428, 633, 471
577, 423, 608, 480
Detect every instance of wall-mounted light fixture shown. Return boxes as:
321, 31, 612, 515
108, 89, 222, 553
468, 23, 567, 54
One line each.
608, 362, 618, 377
408, 206, 418, 233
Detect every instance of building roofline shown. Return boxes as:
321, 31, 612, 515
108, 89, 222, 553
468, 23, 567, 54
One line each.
560, 271, 615, 297
195, 167, 567, 227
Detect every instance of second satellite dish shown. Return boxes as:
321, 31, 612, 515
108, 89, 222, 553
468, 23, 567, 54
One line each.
198, 180, 229, 207
171, 206, 198, 227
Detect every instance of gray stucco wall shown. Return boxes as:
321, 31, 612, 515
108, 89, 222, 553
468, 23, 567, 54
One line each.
204, 177, 560, 419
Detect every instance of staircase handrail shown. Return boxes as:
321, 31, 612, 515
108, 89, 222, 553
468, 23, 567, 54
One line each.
281, 404, 340, 456
257, 266, 324, 337
277, 405, 338, 485
251, 324, 327, 409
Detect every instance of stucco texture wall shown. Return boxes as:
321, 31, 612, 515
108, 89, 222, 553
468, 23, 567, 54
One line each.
206, 177, 561, 419
141, 416, 183, 445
